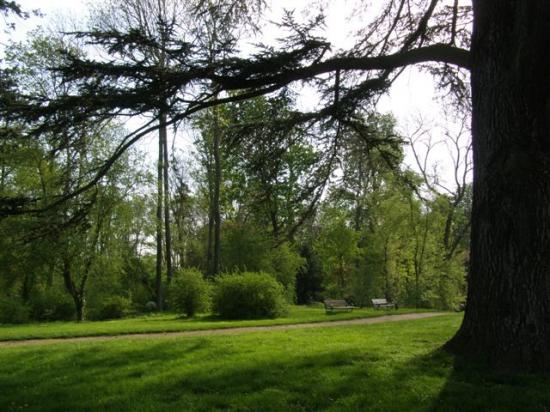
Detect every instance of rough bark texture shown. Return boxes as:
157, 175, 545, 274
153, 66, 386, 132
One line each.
448, 0, 550, 373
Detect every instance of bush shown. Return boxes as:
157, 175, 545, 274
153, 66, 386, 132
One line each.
168, 268, 210, 317
212, 272, 287, 319
0, 296, 30, 324
91, 296, 131, 320
144, 301, 157, 312
29, 289, 74, 321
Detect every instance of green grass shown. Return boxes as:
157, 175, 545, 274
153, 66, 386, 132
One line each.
1, 314, 548, 411
0, 305, 429, 341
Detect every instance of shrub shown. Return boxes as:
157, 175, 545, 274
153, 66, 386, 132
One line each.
30, 289, 74, 321
212, 272, 287, 319
91, 296, 131, 320
144, 301, 157, 312
168, 268, 210, 317
0, 296, 30, 324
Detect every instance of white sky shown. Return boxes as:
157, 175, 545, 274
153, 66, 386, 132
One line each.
4, 0, 471, 191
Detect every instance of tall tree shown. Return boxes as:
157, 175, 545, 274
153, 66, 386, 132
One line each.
407, 115, 472, 261
445, 0, 550, 372
189, 0, 264, 276
213, 94, 326, 242
90, 0, 184, 306
169, 152, 197, 268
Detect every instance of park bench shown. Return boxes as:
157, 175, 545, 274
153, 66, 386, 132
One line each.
324, 299, 355, 313
371, 298, 396, 310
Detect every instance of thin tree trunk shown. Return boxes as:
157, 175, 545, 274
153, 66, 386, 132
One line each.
383, 237, 390, 300
442, 200, 455, 252
448, 0, 550, 373
206, 13, 222, 276
212, 105, 222, 276
160, 111, 173, 283
62, 255, 86, 321
354, 156, 364, 232
206, 138, 215, 276
0, 165, 6, 193
75, 298, 85, 323
416, 214, 429, 307
156, 124, 164, 311
270, 207, 279, 240
59, 139, 88, 321
208, 104, 222, 276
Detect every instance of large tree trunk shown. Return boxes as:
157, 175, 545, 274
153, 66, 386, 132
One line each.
448, 0, 550, 373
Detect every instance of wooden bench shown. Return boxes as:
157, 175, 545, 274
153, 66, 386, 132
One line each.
371, 298, 396, 310
324, 299, 355, 313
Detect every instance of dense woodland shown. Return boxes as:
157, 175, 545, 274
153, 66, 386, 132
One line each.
1, 0, 549, 375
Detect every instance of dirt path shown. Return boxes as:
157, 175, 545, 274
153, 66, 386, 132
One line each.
0, 312, 446, 348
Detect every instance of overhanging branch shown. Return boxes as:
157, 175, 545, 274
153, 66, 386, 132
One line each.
215, 43, 470, 90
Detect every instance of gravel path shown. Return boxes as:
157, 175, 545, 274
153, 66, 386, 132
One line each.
0, 312, 446, 347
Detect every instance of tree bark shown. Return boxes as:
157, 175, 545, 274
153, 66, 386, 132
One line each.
62, 255, 86, 322
160, 111, 173, 283
206, 104, 222, 277
156, 122, 164, 311
206, 142, 215, 276
212, 106, 222, 276
448, 0, 550, 373
74, 294, 85, 323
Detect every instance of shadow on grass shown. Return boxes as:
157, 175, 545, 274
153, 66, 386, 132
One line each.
432, 351, 550, 412
1, 338, 550, 412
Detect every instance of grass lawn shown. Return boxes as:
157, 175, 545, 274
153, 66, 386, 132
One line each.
0, 305, 430, 341
1, 314, 549, 411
